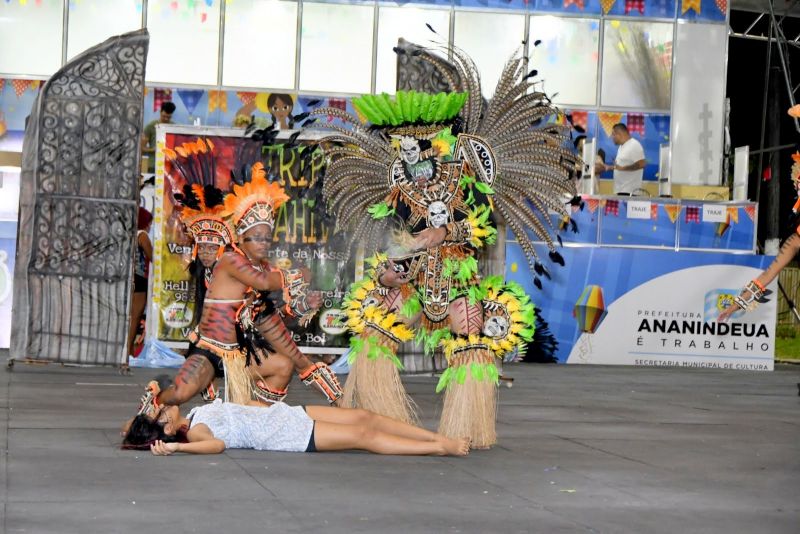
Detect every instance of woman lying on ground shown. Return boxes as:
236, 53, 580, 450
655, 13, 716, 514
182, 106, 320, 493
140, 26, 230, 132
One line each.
122, 399, 470, 457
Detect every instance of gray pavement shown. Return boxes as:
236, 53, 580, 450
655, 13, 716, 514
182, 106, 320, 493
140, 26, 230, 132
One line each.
0, 349, 798, 534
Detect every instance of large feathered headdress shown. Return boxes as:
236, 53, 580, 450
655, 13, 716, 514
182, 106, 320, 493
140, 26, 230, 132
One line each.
174, 183, 234, 247
223, 162, 290, 235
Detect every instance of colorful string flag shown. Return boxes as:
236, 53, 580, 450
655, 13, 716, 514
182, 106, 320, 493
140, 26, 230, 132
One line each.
0, 79, 4, 95
651, 203, 659, 219
153, 88, 173, 112
570, 111, 589, 132
627, 113, 645, 136
585, 197, 600, 214
208, 90, 227, 113
563, 0, 585, 9
624, 0, 645, 14
236, 92, 257, 106
599, 112, 623, 137
681, 0, 700, 14
744, 205, 757, 221
727, 206, 739, 224
604, 199, 620, 216
11, 79, 31, 98
327, 98, 347, 122
601, 0, 617, 14
664, 204, 681, 223
573, 285, 608, 334
177, 89, 204, 116
715, 0, 727, 13
685, 205, 700, 223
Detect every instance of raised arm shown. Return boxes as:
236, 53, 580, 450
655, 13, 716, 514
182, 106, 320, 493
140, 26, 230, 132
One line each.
220, 252, 284, 291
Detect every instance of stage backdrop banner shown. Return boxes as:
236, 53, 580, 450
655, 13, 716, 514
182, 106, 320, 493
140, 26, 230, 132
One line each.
505, 245, 776, 371
148, 125, 351, 354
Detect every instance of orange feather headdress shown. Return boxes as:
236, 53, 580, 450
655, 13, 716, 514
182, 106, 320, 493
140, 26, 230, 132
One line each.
223, 162, 290, 235
177, 184, 235, 247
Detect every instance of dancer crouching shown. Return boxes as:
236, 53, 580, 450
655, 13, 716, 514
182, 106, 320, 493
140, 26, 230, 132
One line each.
122, 401, 470, 457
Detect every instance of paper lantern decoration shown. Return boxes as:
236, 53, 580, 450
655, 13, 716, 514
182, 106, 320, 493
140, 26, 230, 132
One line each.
573, 285, 608, 334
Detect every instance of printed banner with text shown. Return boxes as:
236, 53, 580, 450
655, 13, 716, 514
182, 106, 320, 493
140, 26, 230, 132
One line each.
505, 245, 776, 370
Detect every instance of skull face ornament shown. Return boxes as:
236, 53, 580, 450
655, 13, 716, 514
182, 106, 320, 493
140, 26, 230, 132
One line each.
427, 201, 449, 229
483, 315, 509, 339
399, 136, 421, 165
362, 295, 381, 309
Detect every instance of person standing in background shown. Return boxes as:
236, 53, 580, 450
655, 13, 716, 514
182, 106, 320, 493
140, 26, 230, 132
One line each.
128, 207, 153, 362
605, 123, 646, 195
141, 102, 176, 173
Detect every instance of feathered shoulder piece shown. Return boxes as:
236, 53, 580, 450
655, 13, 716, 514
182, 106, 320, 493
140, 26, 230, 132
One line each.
223, 162, 290, 236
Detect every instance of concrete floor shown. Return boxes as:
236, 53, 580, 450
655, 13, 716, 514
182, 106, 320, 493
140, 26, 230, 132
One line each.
0, 350, 798, 534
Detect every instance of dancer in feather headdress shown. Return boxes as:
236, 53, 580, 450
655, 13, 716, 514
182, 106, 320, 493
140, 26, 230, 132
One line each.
308, 40, 579, 448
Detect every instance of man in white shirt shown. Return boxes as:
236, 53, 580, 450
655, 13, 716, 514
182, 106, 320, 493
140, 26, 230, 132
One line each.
604, 123, 646, 195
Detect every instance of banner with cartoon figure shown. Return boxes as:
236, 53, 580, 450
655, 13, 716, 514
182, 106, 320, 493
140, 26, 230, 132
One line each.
506, 245, 776, 370
148, 125, 350, 353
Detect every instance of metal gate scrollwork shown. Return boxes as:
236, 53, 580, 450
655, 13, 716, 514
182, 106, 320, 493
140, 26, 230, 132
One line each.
11, 30, 149, 366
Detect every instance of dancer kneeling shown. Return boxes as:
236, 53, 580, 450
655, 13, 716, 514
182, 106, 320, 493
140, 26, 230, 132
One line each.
122, 401, 470, 457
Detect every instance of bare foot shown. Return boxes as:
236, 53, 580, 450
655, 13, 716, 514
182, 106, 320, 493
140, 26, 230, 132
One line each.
439, 436, 470, 456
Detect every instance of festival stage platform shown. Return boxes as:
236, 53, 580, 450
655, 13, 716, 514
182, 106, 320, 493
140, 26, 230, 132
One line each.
0, 350, 798, 534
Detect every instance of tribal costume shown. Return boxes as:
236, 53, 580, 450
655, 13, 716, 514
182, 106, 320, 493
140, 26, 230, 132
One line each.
311, 42, 578, 447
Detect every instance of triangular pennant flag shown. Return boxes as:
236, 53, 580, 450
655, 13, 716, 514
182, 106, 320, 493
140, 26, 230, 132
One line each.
237, 91, 257, 105
744, 205, 756, 221
685, 206, 700, 223
586, 198, 599, 214
177, 89, 204, 115
601, 0, 617, 14
715, 0, 727, 13
651, 203, 659, 220
0, 79, 5, 95
12, 79, 31, 98
208, 90, 227, 113
563, 0, 586, 9
727, 206, 739, 224
570, 111, 588, 132
682, 0, 701, 14
664, 204, 681, 223
625, 0, 645, 14
599, 112, 624, 137
153, 88, 173, 112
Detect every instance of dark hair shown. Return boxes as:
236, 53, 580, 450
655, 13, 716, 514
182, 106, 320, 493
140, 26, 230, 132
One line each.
267, 93, 295, 128
188, 257, 208, 327
573, 135, 587, 151
121, 414, 188, 450
161, 101, 176, 114
612, 123, 628, 133
137, 207, 153, 230
597, 148, 606, 164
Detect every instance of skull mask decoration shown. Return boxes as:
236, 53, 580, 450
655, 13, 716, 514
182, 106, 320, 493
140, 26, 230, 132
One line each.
399, 136, 421, 165
483, 315, 509, 339
362, 295, 381, 309
427, 201, 449, 229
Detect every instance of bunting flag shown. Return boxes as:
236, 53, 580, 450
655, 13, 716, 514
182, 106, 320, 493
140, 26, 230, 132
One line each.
627, 113, 645, 136
685, 206, 700, 223
601, 0, 617, 13
585, 198, 599, 214
651, 203, 659, 220
604, 199, 620, 216
681, 0, 701, 14
144, 87, 149, 98
570, 111, 589, 132
744, 205, 756, 221
11, 79, 31, 98
727, 206, 739, 224
716, 216, 731, 237
153, 89, 173, 112
236, 91, 257, 105
664, 204, 681, 223
625, 0, 645, 14
0, 79, 4, 95
177, 89, 204, 115
715, 0, 727, 13
29, 80, 40, 92
563, 0, 585, 9
327, 98, 347, 122
599, 112, 624, 137
208, 90, 227, 113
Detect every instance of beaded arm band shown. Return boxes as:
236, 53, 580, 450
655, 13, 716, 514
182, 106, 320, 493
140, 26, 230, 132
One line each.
280, 269, 317, 325
733, 279, 771, 311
